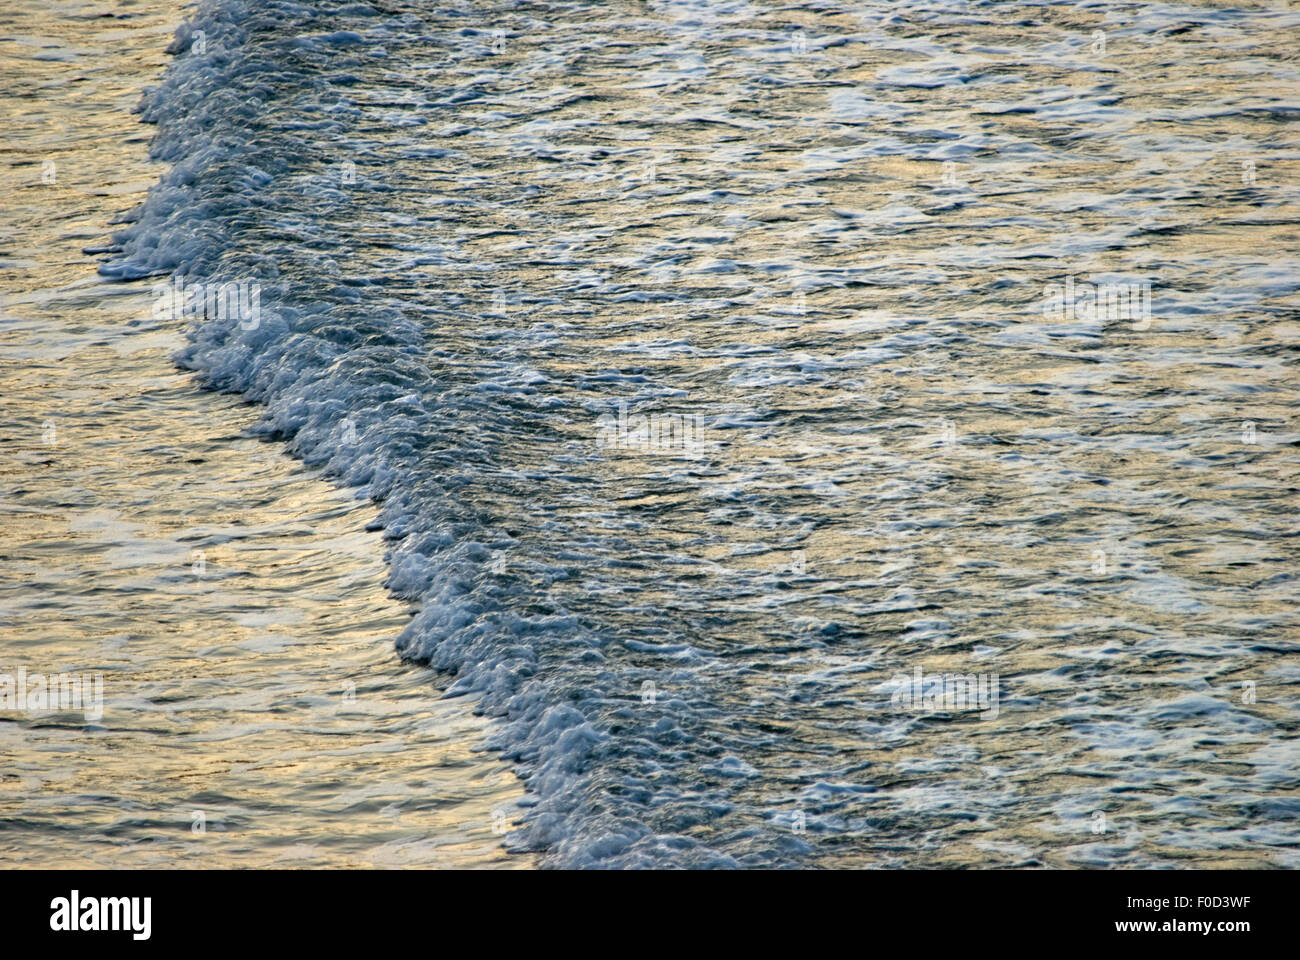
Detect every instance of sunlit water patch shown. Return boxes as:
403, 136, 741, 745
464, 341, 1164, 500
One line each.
0, 0, 529, 869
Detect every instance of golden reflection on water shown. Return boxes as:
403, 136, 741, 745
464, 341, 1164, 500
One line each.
0, 1, 530, 868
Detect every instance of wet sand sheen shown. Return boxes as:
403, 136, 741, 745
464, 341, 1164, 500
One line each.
0, 0, 530, 868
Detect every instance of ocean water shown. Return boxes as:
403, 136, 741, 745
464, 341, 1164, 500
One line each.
0, 0, 529, 869
6, 0, 1300, 868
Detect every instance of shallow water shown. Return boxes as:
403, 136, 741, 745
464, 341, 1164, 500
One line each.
6, 0, 1300, 868
0, 0, 529, 869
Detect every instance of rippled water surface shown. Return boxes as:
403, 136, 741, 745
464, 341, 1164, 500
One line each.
0, 0, 529, 869
6, 0, 1300, 868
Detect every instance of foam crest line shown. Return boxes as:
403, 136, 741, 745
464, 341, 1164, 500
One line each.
103, 0, 776, 869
